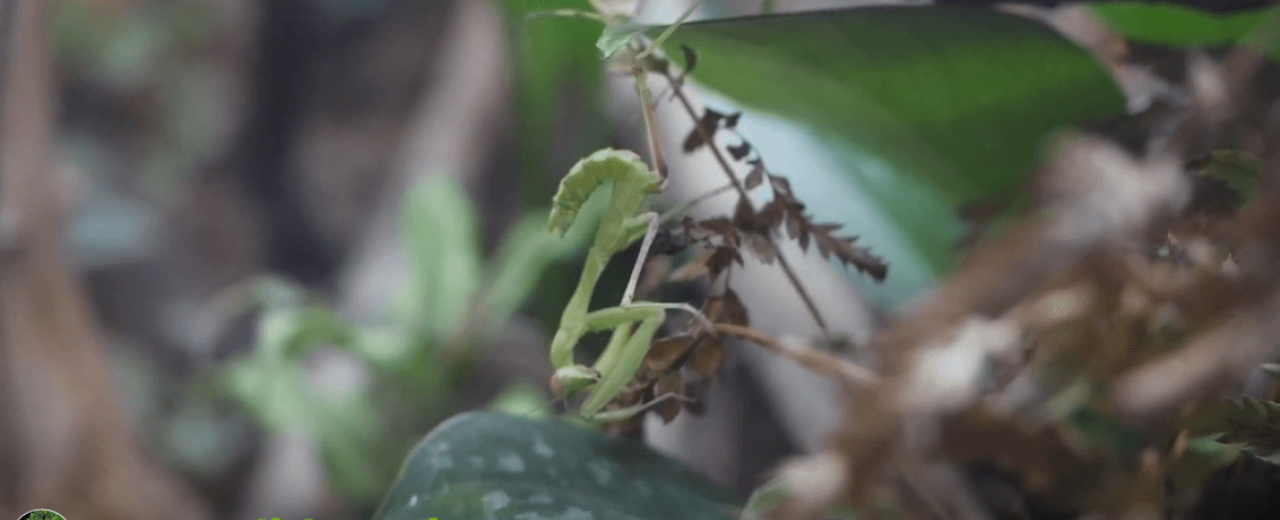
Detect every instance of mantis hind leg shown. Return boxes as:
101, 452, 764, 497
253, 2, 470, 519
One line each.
581, 307, 665, 416
581, 392, 696, 424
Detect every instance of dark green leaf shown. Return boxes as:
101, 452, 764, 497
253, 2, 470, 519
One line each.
651, 7, 1125, 205
373, 412, 742, 520
645, 6, 1126, 280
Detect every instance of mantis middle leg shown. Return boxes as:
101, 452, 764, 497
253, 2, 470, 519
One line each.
579, 305, 666, 416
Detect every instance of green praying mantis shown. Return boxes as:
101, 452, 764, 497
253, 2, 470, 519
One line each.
534, 0, 716, 423
545, 148, 714, 423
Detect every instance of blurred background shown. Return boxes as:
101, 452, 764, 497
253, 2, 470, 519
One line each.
0, 1, 892, 519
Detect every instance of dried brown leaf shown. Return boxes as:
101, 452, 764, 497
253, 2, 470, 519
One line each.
809, 224, 888, 281
728, 141, 752, 161
701, 295, 724, 322
682, 108, 724, 153
759, 198, 788, 229
745, 163, 765, 191
721, 289, 751, 326
692, 338, 726, 378
682, 379, 708, 415
604, 413, 645, 435
745, 233, 777, 264
679, 44, 698, 74
785, 211, 804, 242
732, 196, 756, 231
645, 334, 698, 372
654, 373, 686, 424
724, 111, 741, 129
769, 174, 793, 197
696, 217, 737, 247
705, 246, 742, 279
668, 248, 714, 282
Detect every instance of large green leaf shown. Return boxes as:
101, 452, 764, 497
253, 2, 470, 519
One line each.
650, 7, 1126, 205
372, 412, 742, 520
499, 0, 614, 207
631, 6, 1126, 283
1089, 3, 1280, 60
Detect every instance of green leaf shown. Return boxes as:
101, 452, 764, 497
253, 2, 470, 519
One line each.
1068, 406, 1146, 456
254, 305, 354, 361
373, 412, 742, 520
1089, 3, 1280, 61
219, 358, 317, 435
487, 380, 551, 419
652, 7, 1126, 205
401, 175, 481, 335
1220, 397, 1280, 455
475, 208, 594, 328
742, 477, 789, 518
1199, 149, 1262, 193
316, 388, 395, 503
1168, 436, 1244, 493
499, 0, 612, 206
646, 6, 1126, 282
469, 184, 611, 338
1185, 397, 1280, 457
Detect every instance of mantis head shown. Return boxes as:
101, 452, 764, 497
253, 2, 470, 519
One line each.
550, 365, 600, 399
547, 148, 660, 236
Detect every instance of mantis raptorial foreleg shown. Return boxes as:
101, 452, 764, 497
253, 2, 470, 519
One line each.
621, 212, 660, 307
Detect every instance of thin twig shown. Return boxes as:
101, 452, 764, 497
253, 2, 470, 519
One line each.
524, 9, 606, 24
658, 182, 735, 222
714, 323, 880, 389
633, 64, 668, 181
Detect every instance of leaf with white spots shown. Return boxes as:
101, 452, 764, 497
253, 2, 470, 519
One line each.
372, 412, 741, 520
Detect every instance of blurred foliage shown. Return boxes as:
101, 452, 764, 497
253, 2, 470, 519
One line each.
43, 0, 1280, 517
498, 0, 614, 208
47, 0, 229, 202
49, 0, 211, 86
1089, 2, 1280, 60
216, 175, 607, 504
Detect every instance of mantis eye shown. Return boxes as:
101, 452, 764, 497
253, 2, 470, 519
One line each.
550, 365, 600, 399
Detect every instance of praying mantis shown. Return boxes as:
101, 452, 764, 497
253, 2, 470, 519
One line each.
535, 1, 714, 423
545, 148, 712, 423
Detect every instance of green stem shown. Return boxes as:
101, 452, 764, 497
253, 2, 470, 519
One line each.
637, 0, 704, 60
